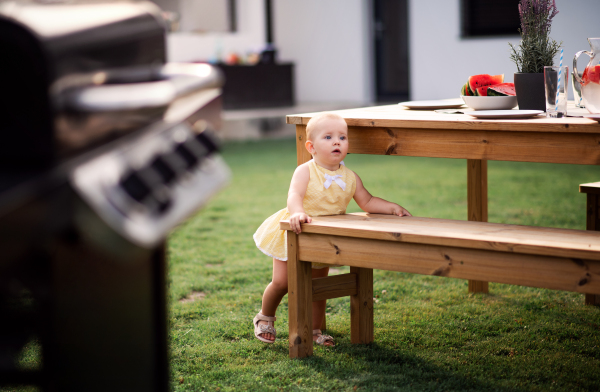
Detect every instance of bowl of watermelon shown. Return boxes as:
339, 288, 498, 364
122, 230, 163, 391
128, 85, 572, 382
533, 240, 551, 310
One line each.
461, 74, 517, 110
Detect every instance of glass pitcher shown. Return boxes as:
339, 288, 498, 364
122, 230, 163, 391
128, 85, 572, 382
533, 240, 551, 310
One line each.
573, 38, 600, 113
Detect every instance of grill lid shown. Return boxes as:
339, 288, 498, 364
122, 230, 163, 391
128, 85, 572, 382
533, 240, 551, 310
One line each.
0, 1, 168, 168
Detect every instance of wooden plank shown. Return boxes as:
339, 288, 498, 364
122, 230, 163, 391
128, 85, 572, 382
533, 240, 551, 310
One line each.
287, 105, 600, 134
585, 294, 600, 306
584, 192, 600, 306
297, 233, 600, 295
345, 127, 600, 165
467, 159, 489, 293
350, 267, 373, 344
312, 273, 357, 302
468, 280, 488, 293
586, 194, 599, 232
287, 231, 313, 358
295, 125, 312, 166
467, 159, 488, 222
281, 214, 600, 261
580, 182, 600, 195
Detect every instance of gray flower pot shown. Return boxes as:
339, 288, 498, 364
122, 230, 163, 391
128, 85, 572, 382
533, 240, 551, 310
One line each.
514, 72, 546, 111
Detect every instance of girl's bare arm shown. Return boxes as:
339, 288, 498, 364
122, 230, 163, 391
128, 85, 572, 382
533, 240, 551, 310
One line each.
287, 163, 312, 233
353, 173, 412, 217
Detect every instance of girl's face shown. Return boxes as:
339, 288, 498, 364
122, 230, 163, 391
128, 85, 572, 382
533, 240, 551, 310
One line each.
306, 118, 349, 170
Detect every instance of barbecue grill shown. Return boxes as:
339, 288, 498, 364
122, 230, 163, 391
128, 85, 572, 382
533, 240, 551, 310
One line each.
0, 1, 230, 390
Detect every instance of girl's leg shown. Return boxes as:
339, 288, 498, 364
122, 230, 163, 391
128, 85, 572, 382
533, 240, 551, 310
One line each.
257, 258, 288, 341
311, 267, 333, 346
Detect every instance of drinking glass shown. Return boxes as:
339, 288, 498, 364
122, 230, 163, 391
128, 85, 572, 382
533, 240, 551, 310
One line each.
544, 65, 569, 117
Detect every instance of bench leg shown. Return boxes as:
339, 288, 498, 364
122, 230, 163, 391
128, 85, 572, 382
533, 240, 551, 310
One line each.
467, 159, 489, 294
585, 294, 600, 306
468, 279, 489, 293
585, 194, 600, 306
350, 267, 373, 344
287, 231, 313, 358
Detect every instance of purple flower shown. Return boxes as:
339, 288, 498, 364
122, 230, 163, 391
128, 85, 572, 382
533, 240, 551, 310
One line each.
518, 0, 559, 38
510, 0, 561, 72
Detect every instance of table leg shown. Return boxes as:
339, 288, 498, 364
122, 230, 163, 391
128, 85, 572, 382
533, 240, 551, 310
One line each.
287, 231, 313, 358
296, 124, 328, 329
296, 125, 312, 165
585, 193, 600, 306
467, 159, 489, 294
350, 267, 373, 344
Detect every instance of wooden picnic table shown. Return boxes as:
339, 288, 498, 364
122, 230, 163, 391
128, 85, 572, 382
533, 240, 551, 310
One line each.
286, 104, 600, 293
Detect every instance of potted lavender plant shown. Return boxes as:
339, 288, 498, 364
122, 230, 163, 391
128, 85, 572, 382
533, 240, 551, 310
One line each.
509, 0, 561, 111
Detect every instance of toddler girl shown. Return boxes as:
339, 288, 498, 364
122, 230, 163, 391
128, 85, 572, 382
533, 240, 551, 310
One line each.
253, 112, 411, 346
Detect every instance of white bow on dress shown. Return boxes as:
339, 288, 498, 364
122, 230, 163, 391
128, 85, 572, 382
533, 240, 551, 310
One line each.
323, 174, 346, 191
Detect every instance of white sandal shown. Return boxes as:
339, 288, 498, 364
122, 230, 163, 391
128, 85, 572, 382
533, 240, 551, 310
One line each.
313, 329, 335, 346
253, 313, 276, 343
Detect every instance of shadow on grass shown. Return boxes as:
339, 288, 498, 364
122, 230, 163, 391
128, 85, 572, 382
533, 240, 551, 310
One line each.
288, 342, 526, 392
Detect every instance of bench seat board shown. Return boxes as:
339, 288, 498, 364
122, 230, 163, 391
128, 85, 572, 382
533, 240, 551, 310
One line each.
580, 182, 600, 195
280, 213, 600, 261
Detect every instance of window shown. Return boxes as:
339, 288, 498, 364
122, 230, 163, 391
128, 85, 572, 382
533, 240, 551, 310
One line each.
461, 0, 520, 37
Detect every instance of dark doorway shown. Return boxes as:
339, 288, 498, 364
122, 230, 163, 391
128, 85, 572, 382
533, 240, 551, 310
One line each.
373, 0, 410, 103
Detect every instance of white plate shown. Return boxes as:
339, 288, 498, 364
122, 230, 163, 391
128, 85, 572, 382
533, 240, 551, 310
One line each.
463, 110, 544, 119
583, 114, 600, 123
461, 95, 518, 110
398, 99, 465, 110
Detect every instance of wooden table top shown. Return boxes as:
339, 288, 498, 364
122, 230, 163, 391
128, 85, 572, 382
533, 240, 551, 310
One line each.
287, 103, 600, 134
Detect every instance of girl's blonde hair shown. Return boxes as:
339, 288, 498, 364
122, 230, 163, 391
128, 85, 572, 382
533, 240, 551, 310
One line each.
305, 112, 346, 141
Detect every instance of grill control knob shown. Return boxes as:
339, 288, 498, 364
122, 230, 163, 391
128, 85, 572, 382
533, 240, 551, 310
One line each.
150, 156, 176, 184
120, 165, 166, 208
195, 130, 220, 154
119, 171, 151, 202
174, 143, 198, 169
182, 138, 209, 161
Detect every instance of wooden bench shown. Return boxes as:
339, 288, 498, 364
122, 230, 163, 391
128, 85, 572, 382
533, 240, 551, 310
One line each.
280, 213, 600, 358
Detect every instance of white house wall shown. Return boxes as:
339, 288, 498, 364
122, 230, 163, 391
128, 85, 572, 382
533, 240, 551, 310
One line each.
274, 0, 371, 104
166, 0, 265, 63
166, 0, 599, 104
166, 0, 370, 105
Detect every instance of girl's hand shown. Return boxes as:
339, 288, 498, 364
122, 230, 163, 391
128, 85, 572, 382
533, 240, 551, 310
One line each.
289, 212, 312, 234
392, 205, 412, 217
353, 173, 412, 217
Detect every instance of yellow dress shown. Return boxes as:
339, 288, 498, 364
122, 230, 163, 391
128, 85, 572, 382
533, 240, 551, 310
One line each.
253, 160, 357, 267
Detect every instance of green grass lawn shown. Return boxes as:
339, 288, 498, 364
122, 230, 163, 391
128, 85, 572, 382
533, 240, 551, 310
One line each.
168, 137, 600, 392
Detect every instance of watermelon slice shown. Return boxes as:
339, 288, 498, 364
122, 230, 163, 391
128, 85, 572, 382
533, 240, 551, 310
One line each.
467, 82, 474, 96
487, 83, 516, 96
585, 64, 600, 84
461, 82, 471, 96
468, 74, 504, 95
593, 65, 600, 83
474, 86, 490, 96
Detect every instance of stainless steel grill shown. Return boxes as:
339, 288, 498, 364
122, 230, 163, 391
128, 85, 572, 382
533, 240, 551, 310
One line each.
0, 2, 230, 390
